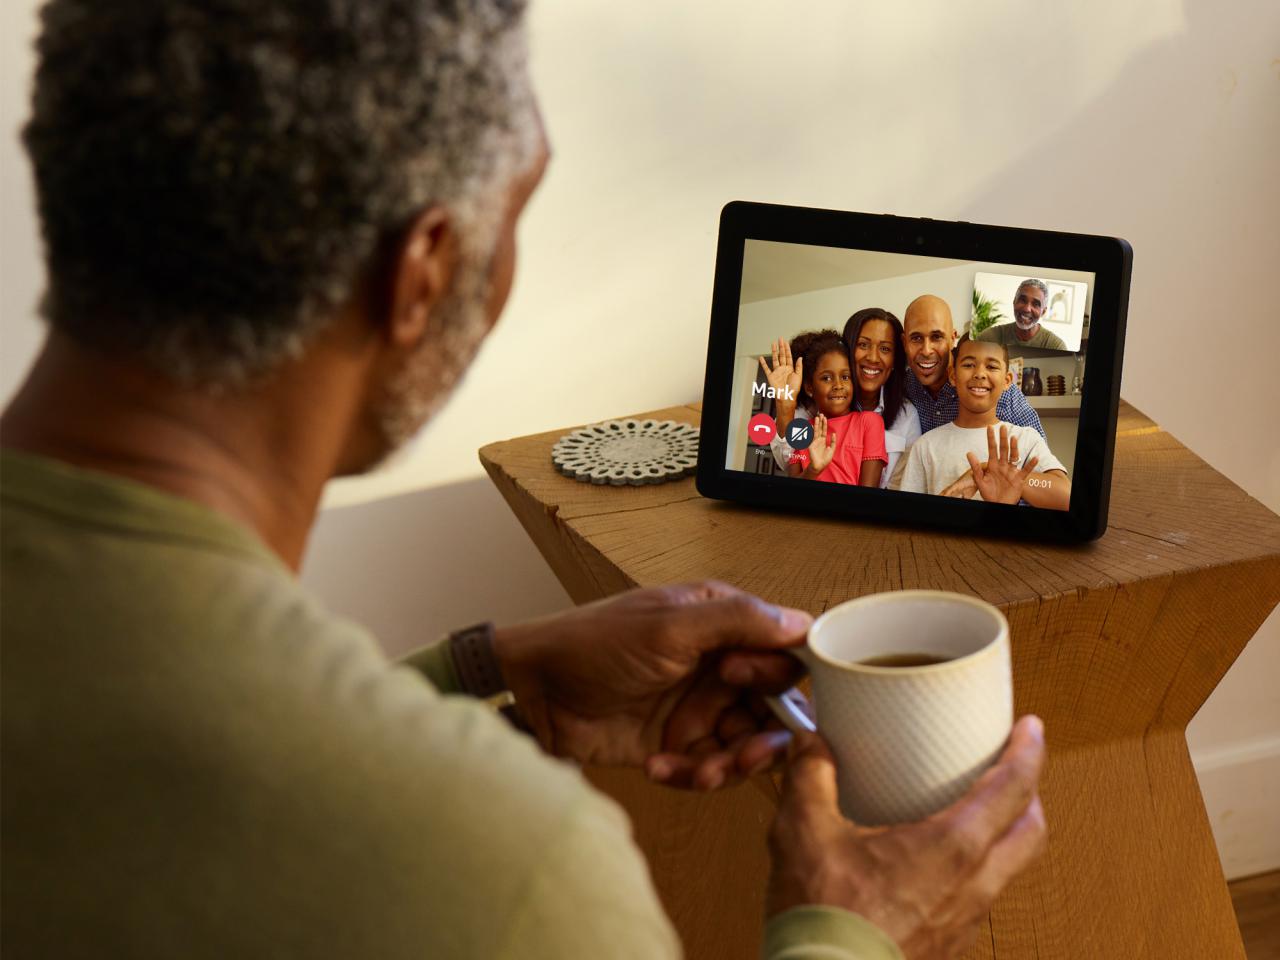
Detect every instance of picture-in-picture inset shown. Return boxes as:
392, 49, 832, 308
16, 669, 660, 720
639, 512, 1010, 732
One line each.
971, 272, 1086, 354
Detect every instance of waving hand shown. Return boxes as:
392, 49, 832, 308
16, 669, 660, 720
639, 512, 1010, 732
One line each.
758, 338, 803, 402
804, 414, 839, 477
966, 426, 1039, 504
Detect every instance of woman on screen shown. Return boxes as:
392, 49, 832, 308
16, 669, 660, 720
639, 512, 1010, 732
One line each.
766, 309, 921, 485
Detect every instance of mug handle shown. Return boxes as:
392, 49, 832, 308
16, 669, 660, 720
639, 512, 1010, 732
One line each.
764, 647, 818, 734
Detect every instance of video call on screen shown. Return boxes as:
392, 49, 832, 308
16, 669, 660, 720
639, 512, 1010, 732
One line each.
727, 241, 1097, 512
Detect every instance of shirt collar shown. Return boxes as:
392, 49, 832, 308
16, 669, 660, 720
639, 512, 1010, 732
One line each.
855, 385, 886, 415
905, 368, 957, 403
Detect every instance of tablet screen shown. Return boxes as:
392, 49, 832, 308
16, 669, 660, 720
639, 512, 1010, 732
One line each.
726, 240, 1095, 512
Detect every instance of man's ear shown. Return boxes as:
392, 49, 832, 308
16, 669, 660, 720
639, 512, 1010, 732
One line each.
385, 206, 457, 348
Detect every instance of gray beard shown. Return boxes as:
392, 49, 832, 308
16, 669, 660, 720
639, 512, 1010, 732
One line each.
1014, 316, 1039, 331
372, 230, 497, 465
369, 84, 539, 467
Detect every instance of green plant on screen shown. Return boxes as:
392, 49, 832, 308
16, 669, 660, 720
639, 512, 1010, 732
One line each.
971, 288, 1005, 336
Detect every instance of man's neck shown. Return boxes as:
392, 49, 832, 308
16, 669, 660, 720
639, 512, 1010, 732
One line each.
1014, 323, 1039, 342
924, 374, 950, 398
906, 367, 950, 399
0, 334, 363, 571
953, 405, 1001, 429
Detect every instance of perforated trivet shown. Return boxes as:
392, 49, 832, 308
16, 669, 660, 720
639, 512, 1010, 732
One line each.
551, 419, 700, 485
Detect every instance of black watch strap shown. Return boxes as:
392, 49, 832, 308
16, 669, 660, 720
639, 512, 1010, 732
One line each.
447, 622, 506, 699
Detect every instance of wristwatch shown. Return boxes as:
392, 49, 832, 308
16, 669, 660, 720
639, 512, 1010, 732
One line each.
446, 622, 529, 733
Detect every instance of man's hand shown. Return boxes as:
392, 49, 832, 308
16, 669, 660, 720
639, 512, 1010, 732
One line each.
966, 426, 1039, 504
767, 716, 1048, 959
493, 582, 810, 790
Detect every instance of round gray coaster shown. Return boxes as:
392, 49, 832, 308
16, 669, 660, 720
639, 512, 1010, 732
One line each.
552, 419, 700, 486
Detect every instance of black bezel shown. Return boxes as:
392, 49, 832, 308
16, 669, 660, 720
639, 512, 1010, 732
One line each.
695, 201, 1132, 543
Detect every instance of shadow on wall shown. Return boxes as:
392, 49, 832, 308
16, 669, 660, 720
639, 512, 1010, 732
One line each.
300, 476, 572, 659
955, 0, 1279, 510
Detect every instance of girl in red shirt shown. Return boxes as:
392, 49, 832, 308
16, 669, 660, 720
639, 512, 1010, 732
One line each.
761, 329, 887, 486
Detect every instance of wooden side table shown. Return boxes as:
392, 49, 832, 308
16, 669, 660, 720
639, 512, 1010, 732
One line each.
480, 401, 1280, 960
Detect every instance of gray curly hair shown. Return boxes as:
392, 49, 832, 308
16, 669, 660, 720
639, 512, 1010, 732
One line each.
23, 0, 537, 386
1017, 279, 1050, 302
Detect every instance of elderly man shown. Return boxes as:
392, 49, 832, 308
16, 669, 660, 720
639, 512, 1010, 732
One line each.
901, 294, 1047, 435
1, 3, 1046, 958
977, 280, 1069, 351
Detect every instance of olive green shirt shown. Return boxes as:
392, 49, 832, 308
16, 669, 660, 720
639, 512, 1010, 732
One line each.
1, 450, 901, 960
976, 322, 1069, 351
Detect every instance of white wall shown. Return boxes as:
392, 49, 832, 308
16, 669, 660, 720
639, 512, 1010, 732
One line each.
2, 0, 1276, 879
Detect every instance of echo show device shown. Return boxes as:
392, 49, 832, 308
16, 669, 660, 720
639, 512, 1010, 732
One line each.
695, 201, 1132, 542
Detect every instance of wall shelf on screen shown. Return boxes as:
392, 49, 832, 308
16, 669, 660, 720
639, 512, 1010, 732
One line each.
1026, 395, 1082, 417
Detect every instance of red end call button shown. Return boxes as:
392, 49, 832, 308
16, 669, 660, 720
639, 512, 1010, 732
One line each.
748, 413, 776, 445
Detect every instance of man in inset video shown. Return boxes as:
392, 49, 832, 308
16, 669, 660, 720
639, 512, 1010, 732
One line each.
977, 279, 1069, 351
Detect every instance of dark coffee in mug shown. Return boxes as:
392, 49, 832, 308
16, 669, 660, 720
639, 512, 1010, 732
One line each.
857, 652, 951, 668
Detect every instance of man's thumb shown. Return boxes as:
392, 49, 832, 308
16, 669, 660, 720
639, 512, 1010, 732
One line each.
780, 732, 842, 819
696, 594, 811, 653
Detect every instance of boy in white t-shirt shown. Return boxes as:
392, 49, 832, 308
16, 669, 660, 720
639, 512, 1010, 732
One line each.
896, 335, 1072, 510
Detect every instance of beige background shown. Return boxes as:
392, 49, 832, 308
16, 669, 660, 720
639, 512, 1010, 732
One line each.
2, 0, 1277, 879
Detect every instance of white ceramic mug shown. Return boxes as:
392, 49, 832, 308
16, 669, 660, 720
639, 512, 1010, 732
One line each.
767, 590, 1012, 826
